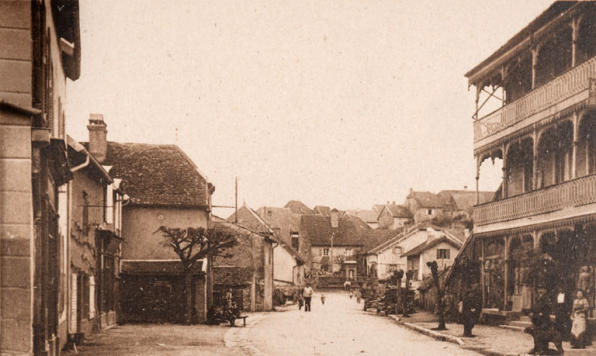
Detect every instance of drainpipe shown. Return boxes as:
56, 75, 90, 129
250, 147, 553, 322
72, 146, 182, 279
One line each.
70, 155, 90, 172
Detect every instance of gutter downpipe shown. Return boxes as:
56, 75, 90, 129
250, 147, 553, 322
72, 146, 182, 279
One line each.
70, 154, 90, 172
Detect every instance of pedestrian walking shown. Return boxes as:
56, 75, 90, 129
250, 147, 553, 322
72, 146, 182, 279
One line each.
321, 293, 326, 305
349, 290, 353, 299
355, 289, 361, 304
303, 284, 314, 312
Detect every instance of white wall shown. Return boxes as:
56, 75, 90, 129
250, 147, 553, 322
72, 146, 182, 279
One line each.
273, 245, 296, 285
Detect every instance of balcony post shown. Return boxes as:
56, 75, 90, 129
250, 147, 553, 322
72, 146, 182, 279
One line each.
481, 238, 486, 309
476, 155, 481, 204
571, 17, 579, 68
533, 128, 539, 190
531, 48, 539, 90
502, 144, 508, 198
503, 236, 510, 311
573, 112, 579, 179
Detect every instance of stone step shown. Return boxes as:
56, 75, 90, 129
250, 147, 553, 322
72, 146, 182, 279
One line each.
499, 324, 526, 332
509, 320, 532, 328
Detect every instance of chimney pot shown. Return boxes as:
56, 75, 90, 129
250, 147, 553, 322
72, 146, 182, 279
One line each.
87, 114, 108, 163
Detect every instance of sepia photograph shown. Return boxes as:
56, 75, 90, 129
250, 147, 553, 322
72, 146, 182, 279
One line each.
2, 0, 596, 355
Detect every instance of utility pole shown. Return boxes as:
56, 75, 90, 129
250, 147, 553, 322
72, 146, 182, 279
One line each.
235, 177, 238, 223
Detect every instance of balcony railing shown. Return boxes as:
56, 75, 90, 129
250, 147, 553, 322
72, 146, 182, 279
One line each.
474, 56, 596, 143
474, 173, 596, 226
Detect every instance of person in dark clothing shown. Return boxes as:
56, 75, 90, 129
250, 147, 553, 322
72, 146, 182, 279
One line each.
462, 283, 482, 337
554, 285, 572, 339
527, 286, 564, 355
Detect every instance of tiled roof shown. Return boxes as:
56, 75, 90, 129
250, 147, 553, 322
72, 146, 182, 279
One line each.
313, 206, 331, 216
361, 228, 396, 252
284, 200, 315, 215
407, 191, 445, 209
256, 207, 301, 241
121, 260, 204, 274
214, 266, 252, 286
466, 2, 578, 80
301, 214, 371, 247
84, 142, 211, 207
225, 209, 304, 263
373, 205, 385, 215
438, 190, 494, 214
356, 210, 379, 223
386, 204, 412, 218
226, 206, 271, 234
401, 236, 462, 258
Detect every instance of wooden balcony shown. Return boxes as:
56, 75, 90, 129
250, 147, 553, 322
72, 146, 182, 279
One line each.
474, 173, 596, 226
474, 56, 596, 145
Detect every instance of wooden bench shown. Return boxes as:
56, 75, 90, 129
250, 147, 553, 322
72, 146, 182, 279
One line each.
236, 315, 248, 327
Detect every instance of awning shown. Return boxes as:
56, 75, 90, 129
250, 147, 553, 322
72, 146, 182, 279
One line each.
121, 260, 205, 275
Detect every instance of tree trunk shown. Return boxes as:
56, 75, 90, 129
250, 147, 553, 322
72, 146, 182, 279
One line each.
185, 270, 193, 325
430, 263, 447, 330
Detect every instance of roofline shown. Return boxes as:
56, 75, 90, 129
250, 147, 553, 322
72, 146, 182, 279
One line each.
401, 236, 462, 258
465, 1, 581, 85
69, 135, 113, 183
126, 202, 212, 209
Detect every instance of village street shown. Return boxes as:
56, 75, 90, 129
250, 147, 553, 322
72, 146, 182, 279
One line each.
226, 290, 479, 356
67, 290, 479, 356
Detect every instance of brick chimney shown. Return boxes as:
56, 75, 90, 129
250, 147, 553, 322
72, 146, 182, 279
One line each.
330, 208, 340, 228
87, 114, 107, 163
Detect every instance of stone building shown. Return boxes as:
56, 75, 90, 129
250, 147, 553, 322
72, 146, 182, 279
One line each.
211, 216, 274, 312
0, 1, 81, 355
65, 137, 124, 336
82, 115, 214, 324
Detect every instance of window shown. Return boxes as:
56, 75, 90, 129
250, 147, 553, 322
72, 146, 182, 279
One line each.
345, 249, 353, 256
291, 232, 299, 251
437, 249, 450, 259
322, 248, 329, 256
105, 184, 114, 224
89, 276, 96, 318
389, 264, 398, 272
427, 209, 433, 215
82, 191, 89, 235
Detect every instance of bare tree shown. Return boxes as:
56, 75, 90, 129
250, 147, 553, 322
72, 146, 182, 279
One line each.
157, 226, 239, 324
427, 261, 447, 330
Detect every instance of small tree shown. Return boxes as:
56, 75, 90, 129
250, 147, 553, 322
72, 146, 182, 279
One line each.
427, 261, 447, 330
157, 226, 239, 324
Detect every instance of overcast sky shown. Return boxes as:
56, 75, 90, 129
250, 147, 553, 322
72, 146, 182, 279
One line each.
66, 0, 554, 215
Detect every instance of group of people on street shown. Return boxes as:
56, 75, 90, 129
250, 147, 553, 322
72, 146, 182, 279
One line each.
295, 284, 315, 312
525, 284, 592, 354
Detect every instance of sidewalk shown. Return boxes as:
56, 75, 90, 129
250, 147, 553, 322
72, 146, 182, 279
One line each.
63, 312, 270, 356
390, 311, 596, 356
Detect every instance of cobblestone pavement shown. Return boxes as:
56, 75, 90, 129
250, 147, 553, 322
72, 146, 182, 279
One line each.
231, 291, 480, 356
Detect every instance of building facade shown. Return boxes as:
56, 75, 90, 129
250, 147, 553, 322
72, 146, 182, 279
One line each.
66, 137, 124, 336
468, 1, 596, 312
0, 1, 81, 355
83, 115, 214, 324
